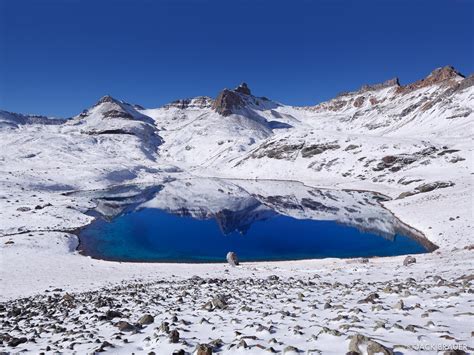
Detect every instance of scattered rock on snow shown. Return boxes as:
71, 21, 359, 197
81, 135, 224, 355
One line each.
403, 256, 416, 266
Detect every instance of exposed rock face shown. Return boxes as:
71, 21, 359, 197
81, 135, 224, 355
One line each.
456, 74, 474, 92
397, 181, 455, 199
212, 89, 245, 116
164, 96, 213, 110
301, 143, 340, 157
360, 77, 400, 92
94, 95, 118, 106
397, 66, 464, 94
212, 83, 254, 116
103, 109, 134, 119
235, 82, 251, 95
353, 96, 366, 108
0, 110, 65, 127
427, 65, 464, 81
415, 181, 454, 193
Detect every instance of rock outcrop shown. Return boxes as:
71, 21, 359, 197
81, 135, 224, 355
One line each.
212, 83, 253, 116
360, 77, 400, 92
163, 96, 213, 110
235, 82, 251, 95
213, 89, 245, 116
396, 66, 464, 94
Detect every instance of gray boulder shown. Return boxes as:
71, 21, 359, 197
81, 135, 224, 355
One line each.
226, 251, 239, 266
348, 334, 393, 355
137, 314, 154, 325
403, 256, 416, 266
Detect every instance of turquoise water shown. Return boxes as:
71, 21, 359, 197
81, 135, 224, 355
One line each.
78, 207, 427, 263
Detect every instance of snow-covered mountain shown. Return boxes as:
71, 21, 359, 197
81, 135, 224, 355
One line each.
0, 110, 65, 129
1, 65, 472, 355
0, 65, 472, 248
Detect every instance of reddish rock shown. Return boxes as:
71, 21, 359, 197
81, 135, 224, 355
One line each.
396, 66, 464, 94
212, 89, 244, 116
353, 96, 366, 108
369, 97, 378, 105
360, 77, 400, 92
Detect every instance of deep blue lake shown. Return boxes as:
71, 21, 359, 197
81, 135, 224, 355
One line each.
77, 179, 430, 262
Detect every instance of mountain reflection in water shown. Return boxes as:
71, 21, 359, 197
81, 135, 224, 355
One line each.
74, 178, 434, 262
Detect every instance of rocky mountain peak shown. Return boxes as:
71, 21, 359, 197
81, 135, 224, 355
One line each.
94, 95, 120, 106
427, 65, 464, 82
212, 83, 256, 116
212, 89, 244, 116
360, 78, 400, 92
235, 82, 251, 95
396, 65, 464, 94
163, 96, 213, 110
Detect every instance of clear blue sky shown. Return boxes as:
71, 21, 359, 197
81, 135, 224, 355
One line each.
1, 0, 473, 117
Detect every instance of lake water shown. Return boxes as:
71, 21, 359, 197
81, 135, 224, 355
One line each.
77, 179, 430, 263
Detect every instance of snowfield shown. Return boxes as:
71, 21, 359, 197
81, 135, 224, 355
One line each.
0, 67, 473, 354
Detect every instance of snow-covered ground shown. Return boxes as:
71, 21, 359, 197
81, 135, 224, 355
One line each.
0, 66, 473, 354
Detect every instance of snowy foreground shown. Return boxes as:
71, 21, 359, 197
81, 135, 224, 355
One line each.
0, 66, 473, 354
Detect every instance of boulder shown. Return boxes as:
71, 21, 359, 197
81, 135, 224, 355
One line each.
236, 339, 248, 349
212, 294, 228, 309
169, 329, 180, 343
137, 314, 154, 325
196, 343, 213, 355
393, 300, 404, 310
403, 256, 416, 266
105, 310, 122, 320
7, 337, 27, 347
415, 181, 454, 193
115, 321, 135, 332
283, 345, 300, 353
226, 251, 239, 266
348, 334, 393, 355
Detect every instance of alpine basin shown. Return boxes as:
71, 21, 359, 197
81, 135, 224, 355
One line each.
76, 179, 430, 263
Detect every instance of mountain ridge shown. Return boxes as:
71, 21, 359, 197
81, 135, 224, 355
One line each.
2, 64, 470, 123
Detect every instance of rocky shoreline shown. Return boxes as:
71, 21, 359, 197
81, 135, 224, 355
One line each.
1, 250, 472, 354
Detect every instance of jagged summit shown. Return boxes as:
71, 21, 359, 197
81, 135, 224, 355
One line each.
0, 110, 65, 128
212, 89, 244, 116
360, 77, 400, 92
163, 96, 213, 110
94, 95, 121, 106
397, 65, 464, 94
211, 82, 276, 117
337, 77, 400, 98
428, 65, 464, 81
76, 95, 155, 126
235, 82, 251, 95
212, 83, 253, 116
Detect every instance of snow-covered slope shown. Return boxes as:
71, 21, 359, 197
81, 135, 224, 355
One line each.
0, 109, 65, 129
139, 83, 300, 169
0, 66, 472, 247
1, 65, 473, 355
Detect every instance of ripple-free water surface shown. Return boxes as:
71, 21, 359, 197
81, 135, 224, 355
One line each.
79, 206, 427, 263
